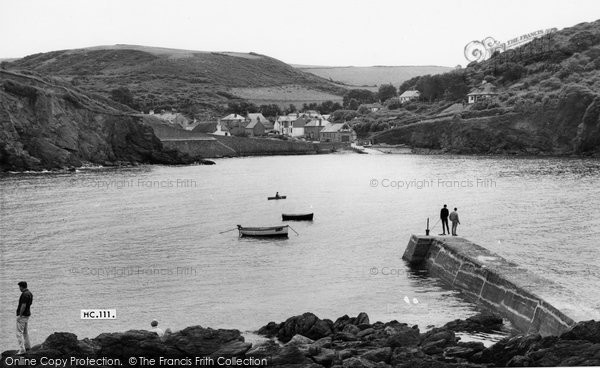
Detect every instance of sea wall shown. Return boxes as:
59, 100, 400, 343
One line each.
402, 235, 576, 336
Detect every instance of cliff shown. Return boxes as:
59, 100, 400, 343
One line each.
0, 70, 193, 171
363, 19, 600, 156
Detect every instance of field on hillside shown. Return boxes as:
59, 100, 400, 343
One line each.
230, 85, 343, 107
5, 45, 346, 118
297, 65, 453, 88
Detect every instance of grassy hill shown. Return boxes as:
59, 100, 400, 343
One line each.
348, 19, 600, 156
295, 65, 453, 91
3, 45, 347, 119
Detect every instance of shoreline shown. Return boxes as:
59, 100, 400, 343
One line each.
2, 311, 598, 367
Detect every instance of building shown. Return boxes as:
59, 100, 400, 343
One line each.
220, 114, 247, 136
320, 123, 356, 143
274, 114, 298, 136
245, 120, 266, 137
290, 116, 311, 138
304, 118, 330, 141
399, 90, 421, 103
191, 121, 230, 136
467, 82, 498, 104
361, 103, 384, 112
247, 113, 272, 132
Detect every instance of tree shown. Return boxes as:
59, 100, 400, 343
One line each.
343, 89, 376, 107
259, 104, 282, 117
110, 87, 137, 109
377, 84, 397, 102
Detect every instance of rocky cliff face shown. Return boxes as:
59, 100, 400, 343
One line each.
0, 70, 193, 171
372, 85, 600, 156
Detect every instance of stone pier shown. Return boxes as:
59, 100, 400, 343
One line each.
403, 235, 578, 336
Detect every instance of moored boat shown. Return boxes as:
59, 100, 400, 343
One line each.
282, 213, 314, 221
237, 225, 289, 237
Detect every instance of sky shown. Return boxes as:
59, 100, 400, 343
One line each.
1, 0, 598, 67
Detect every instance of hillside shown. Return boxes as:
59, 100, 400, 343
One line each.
353, 20, 600, 156
0, 70, 193, 171
2, 45, 346, 119
296, 65, 453, 91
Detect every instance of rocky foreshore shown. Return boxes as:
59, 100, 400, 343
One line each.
2, 312, 599, 367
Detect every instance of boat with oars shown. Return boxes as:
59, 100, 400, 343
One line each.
237, 225, 289, 238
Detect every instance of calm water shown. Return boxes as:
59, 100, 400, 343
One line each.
1, 154, 599, 349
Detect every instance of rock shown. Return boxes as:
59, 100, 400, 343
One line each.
443, 342, 484, 359
276, 313, 333, 343
355, 313, 370, 326
383, 325, 420, 347
338, 349, 354, 360
161, 326, 244, 356
211, 340, 252, 357
442, 312, 504, 334
95, 330, 172, 358
40, 332, 83, 354
312, 348, 336, 365
421, 339, 447, 355
247, 340, 310, 365
343, 324, 361, 335
357, 328, 375, 339
420, 328, 456, 347
257, 321, 281, 338
506, 355, 534, 366
312, 337, 332, 349
333, 315, 351, 332
360, 347, 392, 363
342, 357, 376, 368
287, 334, 315, 346
560, 320, 600, 343
334, 332, 359, 342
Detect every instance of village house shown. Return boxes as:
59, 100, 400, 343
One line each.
274, 113, 299, 136
361, 103, 384, 112
399, 90, 421, 103
467, 82, 498, 104
320, 122, 356, 143
247, 113, 272, 132
192, 121, 230, 136
245, 119, 266, 137
304, 118, 331, 141
220, 113, 247, 135
290, 116, 311, 138
149, 110, 198, 130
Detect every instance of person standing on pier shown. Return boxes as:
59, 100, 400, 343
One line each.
16, 281, 33, 354
449, 208, 460, 236
440, 204, 450, 235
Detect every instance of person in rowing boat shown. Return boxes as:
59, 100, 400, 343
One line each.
275, 192, 280, 199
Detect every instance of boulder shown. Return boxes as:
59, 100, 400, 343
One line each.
442, 313, 504, 333
312, 348, 336, 365
276, 313, 333, 343
360, 347, 392, 363
161, 326, 243, 356
257, 321, 281, 338
560, 320, 600, 343
95, 330, 172, 358
383, 325, 420, 347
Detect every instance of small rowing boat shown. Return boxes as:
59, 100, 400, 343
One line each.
237, 225, 289, 238
267, 196, 286, 200
282, 213, 314, 221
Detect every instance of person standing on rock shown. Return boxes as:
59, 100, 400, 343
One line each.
449, 208, 460, 236
440, 204, 450, 235
16, 281, 33, 354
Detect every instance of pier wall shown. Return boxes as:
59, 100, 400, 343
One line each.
403, 235, 576, 336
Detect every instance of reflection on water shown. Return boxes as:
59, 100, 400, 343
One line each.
1, 154, 599, 349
